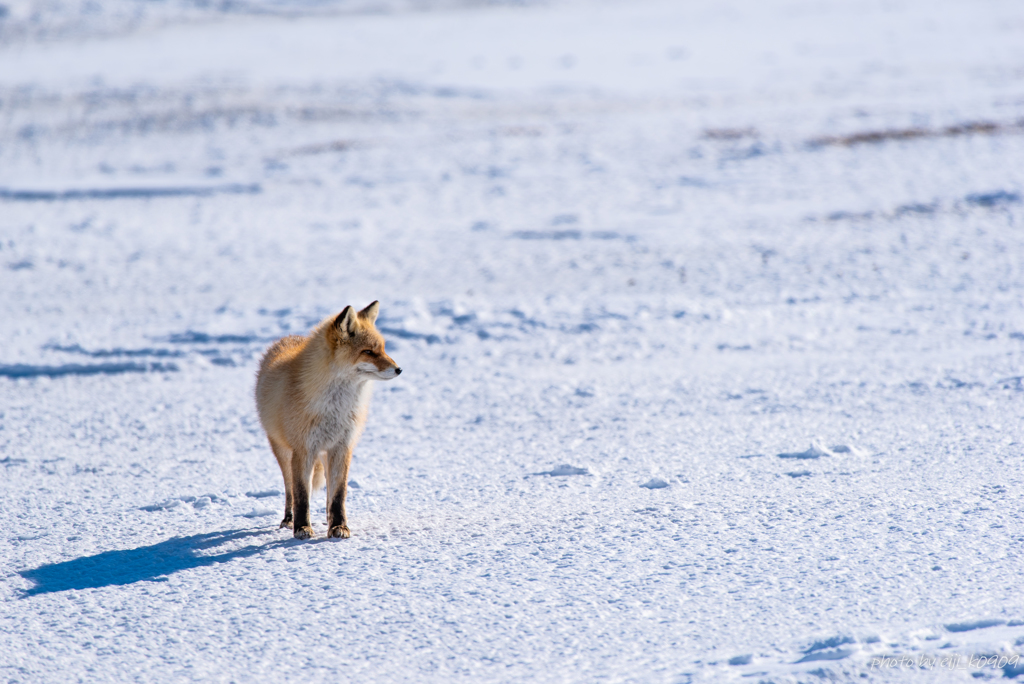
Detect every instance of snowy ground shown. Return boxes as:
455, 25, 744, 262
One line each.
2, 0, 1024, 681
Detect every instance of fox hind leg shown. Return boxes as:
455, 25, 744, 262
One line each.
268, 437, 294, 529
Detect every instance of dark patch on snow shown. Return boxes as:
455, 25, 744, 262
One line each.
727, 654, 752, 666
510, 230, 634, 242
1005, 660, 1024, 679
287, 140, 351, 156
0, 183, 261, 201
998, 377, 1024, 391
965, 190, 1020, 208
808, 120, 1010, 148
944, 619, 1006, 633
0, 362, 178, 378
677, 176, 709, 188
703, 127, 757, 140
512, 229, 582, 240
939, 377, 983, 389
163, 331, 265, 344
825, 210, 875, 222
785, 470, 812, 478
895, 202, 937, 216
795, 649, 853, 663
802, 636, 856, 656
19, 528, 279, 595
44, 343, 185, 359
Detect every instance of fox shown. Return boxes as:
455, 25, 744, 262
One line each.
255, 301, 401, 540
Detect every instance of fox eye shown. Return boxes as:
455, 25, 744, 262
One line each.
362, 349, 376, 356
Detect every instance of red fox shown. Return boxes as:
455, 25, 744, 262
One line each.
255, 301, 401, 539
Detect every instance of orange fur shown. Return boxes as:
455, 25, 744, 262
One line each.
255, 301, 401, 539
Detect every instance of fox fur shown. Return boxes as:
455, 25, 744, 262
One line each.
255, 301, 401, 539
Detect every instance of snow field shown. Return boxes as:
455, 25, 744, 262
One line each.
2, 0, 1024, 681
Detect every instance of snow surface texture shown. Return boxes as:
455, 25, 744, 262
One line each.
2, 0, 1024, 681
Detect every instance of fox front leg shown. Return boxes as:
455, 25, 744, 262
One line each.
326, 444, 353, 539
290, 446, 315, 539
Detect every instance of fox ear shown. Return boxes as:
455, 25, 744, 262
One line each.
333, 306, 357, 338
358, 300, 380, 324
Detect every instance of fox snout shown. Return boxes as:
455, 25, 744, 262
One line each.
375, 363, 402, 380
355, 352, 402, 380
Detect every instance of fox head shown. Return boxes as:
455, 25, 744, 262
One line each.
326, 301, 402, 380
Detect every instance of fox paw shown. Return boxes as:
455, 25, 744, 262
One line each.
293, 526, 314, 540
328, 525, 350, 539
279, 518, 293, 530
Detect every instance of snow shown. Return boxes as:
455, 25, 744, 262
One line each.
1, 0, 1024, 681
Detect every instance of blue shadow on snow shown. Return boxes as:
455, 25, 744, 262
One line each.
19, 528, 284, 596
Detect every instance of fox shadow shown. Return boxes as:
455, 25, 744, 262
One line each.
19, 528, 287, 596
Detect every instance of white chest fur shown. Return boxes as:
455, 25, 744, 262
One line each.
306, 377, 373, 453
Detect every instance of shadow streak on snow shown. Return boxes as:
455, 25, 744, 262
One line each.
19, 529, 285, 596
0, 183, 261, 202
44, 343, 185, 359
0, 362, 178, 378
807, 120, 1021, 148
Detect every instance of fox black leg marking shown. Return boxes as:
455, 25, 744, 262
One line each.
327, 445, 352, 539
280, 489, 293, 529
327, 487, 349, 539
290, 447, 314, 539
